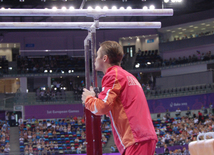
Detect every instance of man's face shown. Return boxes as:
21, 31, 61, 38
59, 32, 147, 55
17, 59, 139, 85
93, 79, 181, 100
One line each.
95, 47, 105, 72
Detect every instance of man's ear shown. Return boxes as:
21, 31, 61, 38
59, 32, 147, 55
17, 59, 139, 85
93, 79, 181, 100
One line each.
103, 55, 108, 62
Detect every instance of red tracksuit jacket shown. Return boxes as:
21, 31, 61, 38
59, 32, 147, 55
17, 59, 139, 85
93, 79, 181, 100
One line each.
85, 65, 157, 154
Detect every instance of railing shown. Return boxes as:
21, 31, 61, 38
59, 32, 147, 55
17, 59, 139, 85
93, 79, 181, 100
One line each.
8, 83, 214, 106
151, 108, 211, 120
0, 83, 213, 107
146, 83, 214, 99
130, 59, 214, 73
0, 96, 15, 109
3, 71, 85, 78
1, 83, 213, 107
14, 91, 81, 105
0, 91, 82, 108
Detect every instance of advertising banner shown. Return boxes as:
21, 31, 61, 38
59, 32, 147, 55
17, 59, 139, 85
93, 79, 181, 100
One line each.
24, 104, 84, 119
147, 93, 214, 113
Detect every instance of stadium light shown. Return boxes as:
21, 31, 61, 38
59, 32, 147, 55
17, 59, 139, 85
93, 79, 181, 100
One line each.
61, 6, 66, 10
164, 0, 182, 3
127, 6, 132, 10
143, 6, 148, 10
149, 5, 155, 10
87, 6, 93, 10
103, 6, 108, 10
171, 0, 182, 3
69, 6, 75, 10
119, 7, 125, 10
95, 6, 101, 11
112, 6, 117, 10
52, 6, 57, 10
135, 63, 140, 68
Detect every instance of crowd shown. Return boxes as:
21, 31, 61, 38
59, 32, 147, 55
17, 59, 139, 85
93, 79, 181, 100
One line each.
73, 86, 102, 101
19, 116, 86, 155
35, 82, 66, 102
154, 108, 214, 155
5, 113, 17, 127
19, 116, 111, 155
17, 55, 85, 74
105, 105, 214, 154
73, 86, 83, 101
162, 51, 213, 67
0, 120, 10, 154
135, 50, 214, 69
161, 30, 214, 43
1, 107, 214, 155
135, 49, 162, 68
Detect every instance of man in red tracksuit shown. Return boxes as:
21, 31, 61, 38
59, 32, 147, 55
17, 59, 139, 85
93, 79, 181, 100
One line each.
82, 41, 157, 155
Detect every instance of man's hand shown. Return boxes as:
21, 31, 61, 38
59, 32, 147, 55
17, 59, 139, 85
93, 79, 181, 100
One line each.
82, 86, 96, 105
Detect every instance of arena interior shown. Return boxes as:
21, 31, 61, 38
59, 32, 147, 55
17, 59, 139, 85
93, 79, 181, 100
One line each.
0, 0, 214, 155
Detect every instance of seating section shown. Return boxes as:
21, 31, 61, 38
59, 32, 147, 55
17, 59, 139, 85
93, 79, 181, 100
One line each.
101, 118, 112, 147
153, 110, 214, 154
149, 83, 214, 98
109, 110, 214, 154
19, 116, 111, 154
134, 50, 214, 69
35, 87, 66, 102
162, 30, 214, 43
154, 117, 184, 147
0, 120, 10, 153
19, 111, 213, 154
135, 50, 162, 68
73, 87, 102, 101
17, 55, 85, 74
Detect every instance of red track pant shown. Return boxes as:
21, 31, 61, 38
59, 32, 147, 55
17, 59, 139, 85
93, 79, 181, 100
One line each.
124, 140, 157, 155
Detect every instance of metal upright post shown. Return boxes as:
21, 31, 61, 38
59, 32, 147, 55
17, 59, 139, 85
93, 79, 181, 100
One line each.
84, 32, 94, 155
162, 0, 165, 9
84, 32, 91, 98
91, 20, 103, 155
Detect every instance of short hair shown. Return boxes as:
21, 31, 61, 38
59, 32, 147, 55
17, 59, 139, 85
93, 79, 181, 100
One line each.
99, 41, 124, 66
